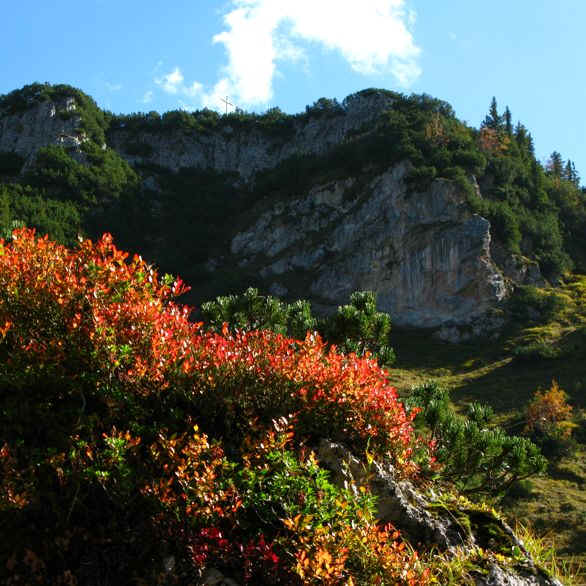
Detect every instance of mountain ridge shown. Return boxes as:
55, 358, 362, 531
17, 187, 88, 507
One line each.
0, 82, 584, 338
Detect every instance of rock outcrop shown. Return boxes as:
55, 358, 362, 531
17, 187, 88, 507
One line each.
0, 97, 85, 164
108, 91, 397, 178
317, 440, 563, 586
0, 89, 537, 333
230, 161, 507, 328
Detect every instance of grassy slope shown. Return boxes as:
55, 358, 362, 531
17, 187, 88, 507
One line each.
391, 277, 586, 579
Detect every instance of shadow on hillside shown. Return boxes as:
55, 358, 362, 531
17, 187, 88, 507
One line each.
451, 356, 586, 413
392, 328, 499, 370
392, 328, 586, 414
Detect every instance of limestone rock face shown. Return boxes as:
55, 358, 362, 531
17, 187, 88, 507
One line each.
491, 242, 545, 288
316, 439, 470, 551
316, 440, 563, 586
108, 91, 397, 178
0, 97, 85, 163
231, 161, 507, 328
479, 564, 564, 586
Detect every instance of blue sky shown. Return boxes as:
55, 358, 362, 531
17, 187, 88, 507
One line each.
2, 1, 585, 178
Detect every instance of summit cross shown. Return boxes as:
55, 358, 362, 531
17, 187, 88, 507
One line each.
221, 96, 234, 115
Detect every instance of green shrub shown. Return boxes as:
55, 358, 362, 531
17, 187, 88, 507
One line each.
201, 289, 396, 366
0, 184, 82, 245
512, 342, 562, 361
237, 429, 376, 531
24, 144, 139, 207
510, 286, 569, 323
487, 201, 522, 253
406, 166, 437, 191
453, 149, 487, 175
406, 382, 547, 495
325, 291, 396, 365
201, 287, 317, 339
466, 402, 495, 425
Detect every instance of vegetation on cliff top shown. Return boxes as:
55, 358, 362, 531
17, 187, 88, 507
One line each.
0, 82, 110, 145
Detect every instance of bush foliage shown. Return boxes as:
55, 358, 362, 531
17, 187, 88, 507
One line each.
202, 288, 396, 366
201, 286, 317, 340
406, 382, 547, 495
524, 380, 576, 458
0, 228, 428, 584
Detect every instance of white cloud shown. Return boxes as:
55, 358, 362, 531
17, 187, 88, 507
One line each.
150, 1, 420, 111
156, 67, 185, 94
105, 82, 122, 92
201, 77, 236, 111
199, 0, 421, 109
155, 67, 204, 101
185, 81, 204, 97
284, 0, 420, 78
142, 90, 153, 104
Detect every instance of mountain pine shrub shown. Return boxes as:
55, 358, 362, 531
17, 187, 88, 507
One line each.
406, 382, 547, 495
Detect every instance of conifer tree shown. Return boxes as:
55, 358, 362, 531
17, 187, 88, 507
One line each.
564, 160, 580, 186
504, 106, 512, 135
515, 122, 527, 148
547, 151, 564, 178
531, 160, 544, 190
514, 122, 535, 156
482, 96, 502, 130
527, 131, 535, 155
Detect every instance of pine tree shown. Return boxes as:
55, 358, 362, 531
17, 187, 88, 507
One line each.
482, 96, 502, 130
515, 122, 527, 148
504, 106, 512, 135
547, 151, 564, 178
527, 131, 535, 155
514, 122, 535, 156
564, 160, 580, 186
531, 160, 543, 190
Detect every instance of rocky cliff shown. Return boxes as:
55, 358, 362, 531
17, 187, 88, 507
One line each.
108, 91, 396, 178
0, 88, 541, 335
0, 96, 86, 164
229, 161, 507, 329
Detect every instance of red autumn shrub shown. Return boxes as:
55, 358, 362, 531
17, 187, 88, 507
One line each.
0, 228, 420, 466
180, 327, 419, 470
0, 228, 193, 393
0, 228, 427, 584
